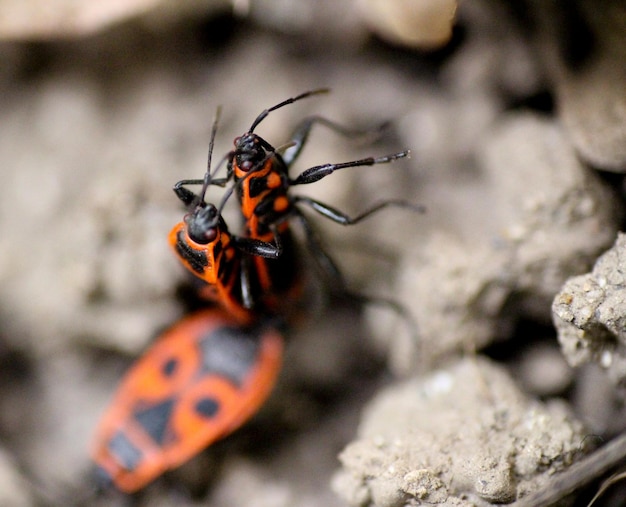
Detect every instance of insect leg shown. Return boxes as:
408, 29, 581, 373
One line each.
293, 196, 425, 226
291, 208, 346, 290
232, 235, 282, 259
289, 151, 410, 185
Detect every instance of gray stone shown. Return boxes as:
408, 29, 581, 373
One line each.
332, 357, 587, 506
371, 114, 619, 372
554, 233, 626, 386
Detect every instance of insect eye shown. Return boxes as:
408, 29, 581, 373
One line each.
203, 228, 217, 242
188, 223, 217, 245
162, 358, 178, 377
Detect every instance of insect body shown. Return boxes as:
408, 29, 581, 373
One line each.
224, 90, 422, 288
179, 90, 421, 297
91, 91, 419, 495
170, 180, 303, 321
231, 96, 409, 233
168, 108, 292, 322
169, 197, 280, 324
221, 90, 423, 336
170, 105, 305, 319
91, 308, 283, 493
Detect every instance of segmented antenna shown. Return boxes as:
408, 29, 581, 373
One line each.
198, 106, 223, 205
248, 88, 329, 133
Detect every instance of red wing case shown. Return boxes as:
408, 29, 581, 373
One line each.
91, 309, 283, 493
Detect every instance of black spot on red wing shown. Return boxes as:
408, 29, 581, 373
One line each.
108, 431, 143, 471
162, 357, 178, 377
133, 398, 176, 446
195, 397, 220, 418
251, 190, 276, 216
249, 175, 268, 198
216, 245, 231, 281
198, 327, 261, 387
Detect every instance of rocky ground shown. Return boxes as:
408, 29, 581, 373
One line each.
1, 1, 625, 506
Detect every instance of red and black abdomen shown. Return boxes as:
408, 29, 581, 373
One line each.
237, 158, 292, 239
91, 309, 283, 493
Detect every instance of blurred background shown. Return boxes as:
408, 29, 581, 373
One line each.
0, 1, 625, 506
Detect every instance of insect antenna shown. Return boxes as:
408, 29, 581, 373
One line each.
197, 105, 223, 206
248, 88, 330, 133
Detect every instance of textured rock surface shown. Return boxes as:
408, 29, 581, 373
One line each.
553, 233, 626, 386
333, 357, 587, 506
371, 114, 620, 372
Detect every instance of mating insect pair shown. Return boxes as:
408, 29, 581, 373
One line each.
171, 89, 418, 323
91, 90, 420, 494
